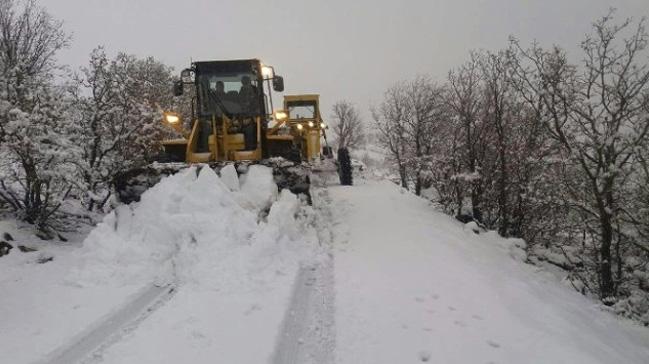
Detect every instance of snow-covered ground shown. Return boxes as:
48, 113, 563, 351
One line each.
0, 219, 145, 364
0, 165, 328, 364
84, 166, 329, 364
2, 169, 649, 364
330, 179, 649, 364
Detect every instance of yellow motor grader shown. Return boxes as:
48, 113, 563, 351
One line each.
114, 59, 331, 203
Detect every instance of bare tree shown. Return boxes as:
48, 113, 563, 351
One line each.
373, 84, 410, 188
373, 78, 448, 195
445, 53, 487, 221
331, 100, 364, 150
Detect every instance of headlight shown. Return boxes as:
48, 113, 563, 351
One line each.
320, 122, 326, 129
274, 110, 288, 120
165, 113, 180, 124
308, 121, 314, 128
296, 124, 304, 130
261, 65, 274, 79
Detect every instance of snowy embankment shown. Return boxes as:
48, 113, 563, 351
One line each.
330, 180, 649, 364
0, 165, 325, 364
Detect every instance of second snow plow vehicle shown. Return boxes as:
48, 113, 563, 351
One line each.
114, 59, 330, 203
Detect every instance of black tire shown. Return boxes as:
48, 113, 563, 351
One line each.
338, 147, 353, 186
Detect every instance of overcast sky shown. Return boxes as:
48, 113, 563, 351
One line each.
44, 0, 648, 120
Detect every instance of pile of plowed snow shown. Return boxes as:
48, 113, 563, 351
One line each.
70, 164, 320, 289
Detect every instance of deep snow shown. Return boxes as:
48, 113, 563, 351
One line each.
71, 166, 326, 363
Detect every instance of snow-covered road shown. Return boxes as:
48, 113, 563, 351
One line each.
3, 173, 649, 364
330, 180, 649, 364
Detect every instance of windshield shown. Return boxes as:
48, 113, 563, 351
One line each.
287, 101, 317, 119
197, 71, 262, 117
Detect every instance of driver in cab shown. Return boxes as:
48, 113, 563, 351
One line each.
239, 76, 258, 149
239, 76, 258, 114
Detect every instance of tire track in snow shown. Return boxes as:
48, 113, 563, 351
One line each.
36, 283, 177, 364
271, 187, 336, 364
271, 261, 335, 364
37, 242, 182, 364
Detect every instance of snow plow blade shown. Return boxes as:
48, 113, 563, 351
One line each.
113, 159, 311, 205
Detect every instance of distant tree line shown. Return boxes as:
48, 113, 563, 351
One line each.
0, 0, 183, 234
373, 11, 649, 323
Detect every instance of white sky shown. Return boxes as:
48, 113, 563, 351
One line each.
44, 0, 649, 121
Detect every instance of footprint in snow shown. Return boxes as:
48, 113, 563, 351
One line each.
453, 320, 467, 328
418, 350, 432, 362
486, 340, 501, 348
447, 306, 457, 311
430, 294, 440, 300
415, 296, 425, 303
472, 314, 484, 320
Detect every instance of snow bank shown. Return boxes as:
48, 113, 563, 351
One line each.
219, 163, 240, 192
266, 190, 301, 239
240, 164, 278, 211
70, 164, 317, 290
70, 166, 256, 286
70, 163, 321, 292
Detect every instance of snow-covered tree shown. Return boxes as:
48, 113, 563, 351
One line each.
0, 0, 76, 233
71, 47, 177, 211
512, 12, 649, 303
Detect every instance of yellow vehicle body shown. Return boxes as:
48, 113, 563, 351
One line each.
163, 94, 327, 163
179, 114, 263, 163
